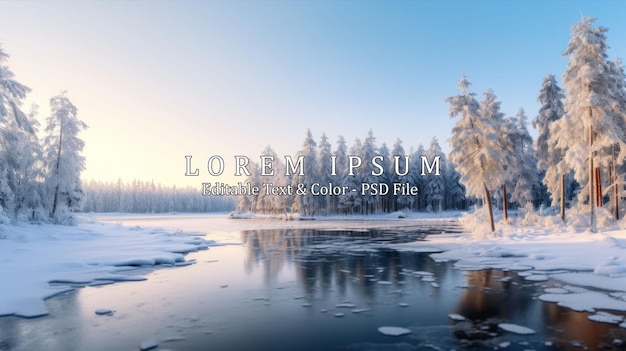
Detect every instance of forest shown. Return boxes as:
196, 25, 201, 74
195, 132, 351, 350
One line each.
1, 17, 624, 229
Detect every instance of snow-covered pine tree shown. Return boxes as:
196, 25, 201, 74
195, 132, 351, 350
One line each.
447, 76, 506, 232
509, 108, 538, 209
5, 104, 46, 221
43, 92, 88, 224
334, 135, 349, 214
533, 74, 569, 219
340, 138, 363, 214
425, 137, 445, 212
410, 144, 426, 211
0, 43, 34, 221
479, 89, 515, 219
557, 17, 625, 230
376, 142, 392, 212
291, 129, 319, 216
390, 139, 411, 211
317, 133, 333, 215
360, 130, 378, 215
605, 57, 626, 219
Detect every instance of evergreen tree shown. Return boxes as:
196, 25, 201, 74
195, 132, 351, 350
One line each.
425, 137, 445, 212
291, 129, 319, 215
533, 74, 570, 217
43, 92, 88, 224
447, 76, 505, 231
556, 16, 624, 230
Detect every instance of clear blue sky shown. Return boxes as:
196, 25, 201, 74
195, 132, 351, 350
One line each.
1, 0, 625, 186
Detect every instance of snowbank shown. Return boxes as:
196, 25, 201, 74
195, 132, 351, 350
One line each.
391, 210, 626, 317
0, 220, 215, 318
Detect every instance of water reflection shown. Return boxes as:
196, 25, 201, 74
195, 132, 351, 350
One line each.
3, 222, 626, 351
240, 227, 626, 350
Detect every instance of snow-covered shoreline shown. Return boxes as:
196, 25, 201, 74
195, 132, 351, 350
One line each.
0, 219, 215, 318
391, 210, 626, 321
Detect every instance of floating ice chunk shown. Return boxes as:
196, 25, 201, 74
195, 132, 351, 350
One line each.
588, 312, 624, 324
398, 302, 409, 307
621, 322, 626, 329
336, 303, 356, 308
544, 288, 569, 294
421, 276, 436, 282
352, 308, 371, 313
431, 282, 440, 288
448, 314, 466, 321
377, 281, 392, 285
498, 323, 536, 335
333, 313, 345, 317
301, 303, 312, 307
413, 271, 434, 276
339, 269, 351, 273
378, 326, 411, 336
539, 291, 626, 312
139, 340, 159, 351
95, 309, 113, 316
499, 341, 511, 348
525, 275, 549, 282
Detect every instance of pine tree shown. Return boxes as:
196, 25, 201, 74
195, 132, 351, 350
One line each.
425, 137, 445, 212
317, 133, 333, 214
43, 92, 88, 224
447, 76, 505, 232
533, 74, 569, 218
509, 108, 538, 208
291, 129, 319, 216
0, 43, 32, 220
557, 17, 624, 230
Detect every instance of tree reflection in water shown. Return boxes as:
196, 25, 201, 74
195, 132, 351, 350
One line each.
241, 227, 626, 350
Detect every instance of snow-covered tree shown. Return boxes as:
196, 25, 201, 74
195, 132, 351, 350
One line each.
447, 76, 506, 231
479, 89, 515, 219
508, 108, 538, 208
555, 16, 625, 230
390, 139, 411, 211
359, 130, 379, 214
292, 129, 319, 216
43, 92, 88, 224
424, 137, 445, 212
533, 74, 570, 218
4, 104, 45, 221
317, 133, 333, 214
0, 43, 33, 220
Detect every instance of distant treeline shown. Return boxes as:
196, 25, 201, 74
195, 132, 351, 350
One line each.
82, 179, 235, 214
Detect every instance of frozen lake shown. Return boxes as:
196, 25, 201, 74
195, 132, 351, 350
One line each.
1, 214, 625, 350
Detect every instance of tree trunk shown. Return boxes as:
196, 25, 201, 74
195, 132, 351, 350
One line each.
596, 167, 602, 207
614, 161, 620, 220
502, 184, 508, 221
560, 174, 566, 221
484, 183, 495, 232
51, 126, 63, 218
589, 120, 597, 232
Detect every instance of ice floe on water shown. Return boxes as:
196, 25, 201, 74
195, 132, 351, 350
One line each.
588, 311, 624, 324
377, 326, 412, 336
139, 339, 159, 351
448, 314, 466, 321
497, 323, 536, 335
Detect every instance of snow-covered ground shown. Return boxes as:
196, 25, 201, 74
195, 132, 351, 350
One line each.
392, 208, 626, 318
0, 220, 215, 318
